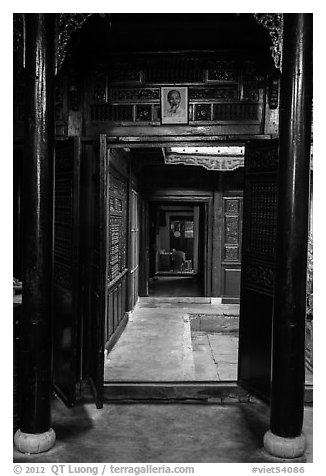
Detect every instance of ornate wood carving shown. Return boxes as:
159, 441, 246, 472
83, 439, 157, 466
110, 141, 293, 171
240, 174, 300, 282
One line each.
109, 65, 142, 83
225, 246, 239, 261
225, 199, 239, 214
207, 60, 237, 82
247, 146, 279, 171
213, 103, 259, 121
242, 262, 274, 294
145, 56, 203, 83
91, 104, 134, 122
111, 88, 160, 102
225, 216, 239, 244
57, 14, 92, 70
223, 197, 242, 263
108, 172, 128, 283
194, 104, 211, 121
253, 14, 283, 71
164, 153, 244, 171
90, 53, 264, 127
268, 75, 279, 109
135, 104, 152, 122
53, 140, 74, 290
189, 87, 237, 101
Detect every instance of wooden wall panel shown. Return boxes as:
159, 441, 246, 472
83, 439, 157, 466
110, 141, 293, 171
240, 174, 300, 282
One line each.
106, 154, 129, 343
221, 194, 243, 303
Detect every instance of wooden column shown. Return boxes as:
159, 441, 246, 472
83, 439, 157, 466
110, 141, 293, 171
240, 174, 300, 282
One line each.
264, 14, 312, 458
14, 14, 56, 453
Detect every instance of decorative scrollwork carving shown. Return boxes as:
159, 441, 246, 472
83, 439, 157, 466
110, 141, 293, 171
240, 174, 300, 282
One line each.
243, 263, 274, 293
253, 14, 283, 71
164, 154, 244, 171
57, 14, 93, 70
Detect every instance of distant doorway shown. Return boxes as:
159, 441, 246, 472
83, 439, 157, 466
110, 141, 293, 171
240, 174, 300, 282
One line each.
148, 201, 207, 297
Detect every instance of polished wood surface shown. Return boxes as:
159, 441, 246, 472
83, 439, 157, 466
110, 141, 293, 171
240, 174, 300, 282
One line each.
20, 13, 55, 434
270, 13, 313, 439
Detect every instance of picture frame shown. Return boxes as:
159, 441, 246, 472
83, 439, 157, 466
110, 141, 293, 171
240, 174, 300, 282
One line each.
161, 86, 188, 125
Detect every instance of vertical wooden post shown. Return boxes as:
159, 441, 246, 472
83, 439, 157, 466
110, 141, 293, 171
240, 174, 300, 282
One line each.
264, 13, 312, 458
14, 14, 56, 454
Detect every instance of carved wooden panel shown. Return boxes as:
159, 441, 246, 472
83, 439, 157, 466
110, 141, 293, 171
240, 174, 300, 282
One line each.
54, 141, 74, 290
225, 199, 239, 214
145, 56, 203, 83
111, 88, 160, 102
194, 104, 212, 121
91, 104, 133, 122
207, 60, 237, 82
225, 246, 239, 261
225, 216, 239, 244
221, 195, 243, 301
242, 262, 274, 294
189, 86, 237, 101
87, 53, 265, 128
246, 146, 279, 171
108, 171, 128, 283
135, 104, 152, 122
223, 197, 242, 263
109, 65, 142, 84
213, 103, 259, 121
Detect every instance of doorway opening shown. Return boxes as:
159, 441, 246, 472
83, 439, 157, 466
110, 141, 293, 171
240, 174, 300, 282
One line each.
104, 144, 240, 384
148, 201, 205, 298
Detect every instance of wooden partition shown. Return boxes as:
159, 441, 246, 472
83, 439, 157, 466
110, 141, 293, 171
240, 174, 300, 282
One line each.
238, 140, 278, 400
53, 137, 80, 406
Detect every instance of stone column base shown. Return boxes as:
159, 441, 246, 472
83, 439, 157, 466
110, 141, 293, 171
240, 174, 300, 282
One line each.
14, 428, 56, 454
264, 430, 306, 458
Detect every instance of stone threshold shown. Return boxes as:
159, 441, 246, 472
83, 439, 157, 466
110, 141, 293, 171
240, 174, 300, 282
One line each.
103, 381, 313, 405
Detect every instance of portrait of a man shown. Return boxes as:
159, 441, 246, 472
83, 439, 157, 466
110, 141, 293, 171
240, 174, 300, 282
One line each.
161, 86, 188, 124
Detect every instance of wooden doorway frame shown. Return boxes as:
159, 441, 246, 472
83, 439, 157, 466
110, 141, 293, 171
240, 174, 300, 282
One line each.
147, 194, 213, 297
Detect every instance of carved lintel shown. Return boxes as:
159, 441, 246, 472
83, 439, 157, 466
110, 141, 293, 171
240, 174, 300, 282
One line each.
253, 14, 283, 72
164, 154, 244, 171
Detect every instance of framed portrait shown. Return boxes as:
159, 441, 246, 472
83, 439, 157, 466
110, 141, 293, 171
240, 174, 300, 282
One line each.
161, 86, 188, 125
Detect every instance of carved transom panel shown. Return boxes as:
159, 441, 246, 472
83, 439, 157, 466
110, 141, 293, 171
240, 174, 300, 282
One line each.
164, 154, 244, 171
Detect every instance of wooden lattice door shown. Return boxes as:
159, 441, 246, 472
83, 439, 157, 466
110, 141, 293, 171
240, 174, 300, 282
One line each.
238, 140, 278, 400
